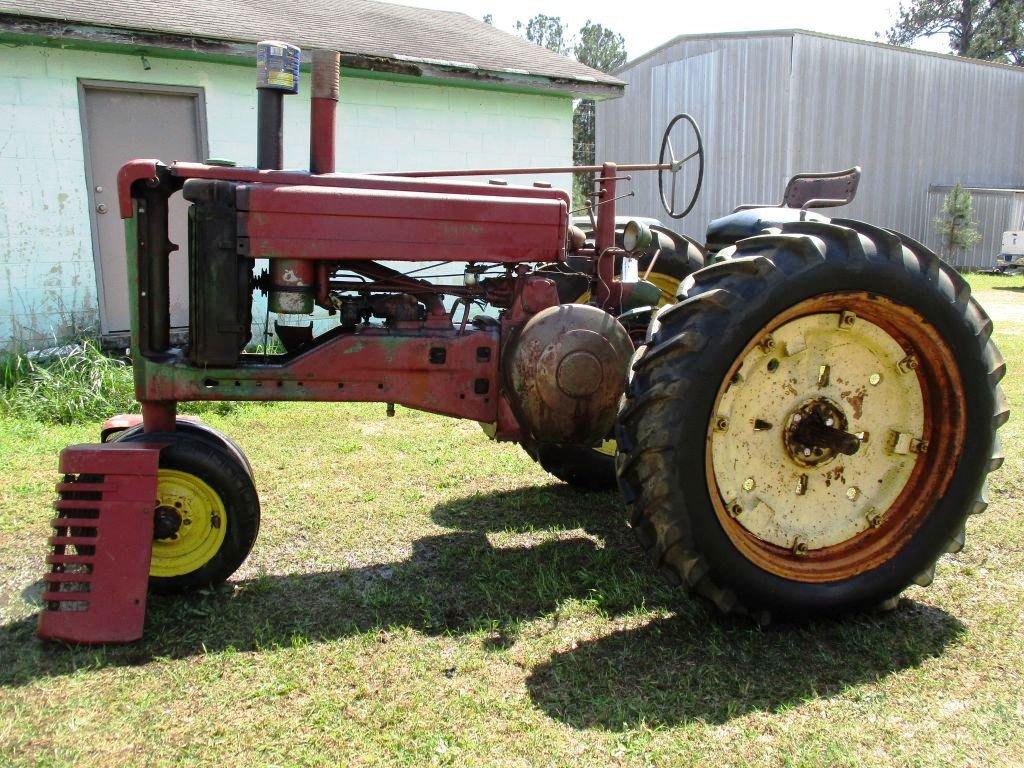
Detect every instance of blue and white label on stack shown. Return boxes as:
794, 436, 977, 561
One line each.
256, 40, 301, 93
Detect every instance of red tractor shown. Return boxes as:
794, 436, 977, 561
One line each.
38, 43, 1006, 642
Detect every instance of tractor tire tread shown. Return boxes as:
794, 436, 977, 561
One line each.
617, 218, 1006, 620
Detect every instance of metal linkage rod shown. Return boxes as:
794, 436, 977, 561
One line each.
378, 162, 670, 178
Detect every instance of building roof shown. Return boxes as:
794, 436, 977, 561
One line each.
0, 0, 624, 97
619, 28, 1024, 76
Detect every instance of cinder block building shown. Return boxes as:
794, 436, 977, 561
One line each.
0, 0, 621, 350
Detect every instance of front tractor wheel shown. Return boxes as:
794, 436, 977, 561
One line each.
120, 431, 261, 594
617, 219, 1007, 619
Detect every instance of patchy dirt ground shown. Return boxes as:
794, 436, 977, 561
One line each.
975, 289, 1024, 332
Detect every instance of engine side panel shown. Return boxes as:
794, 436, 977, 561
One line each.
235, 183, 568, 263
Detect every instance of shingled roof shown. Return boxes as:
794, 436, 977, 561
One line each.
0, 0, 624, 97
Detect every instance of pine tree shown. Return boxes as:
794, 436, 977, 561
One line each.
934, 182, 982, 263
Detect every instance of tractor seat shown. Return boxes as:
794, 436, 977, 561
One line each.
706, 167, 861, 254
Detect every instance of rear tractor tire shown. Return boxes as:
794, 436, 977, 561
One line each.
617, 219, 1007, 619
526, 439, 618, 492
120, 430, 261, 595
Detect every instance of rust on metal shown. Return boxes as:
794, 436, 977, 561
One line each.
310, 50, 340, 175
503, 303, 633, 445
705, 292, 967, 584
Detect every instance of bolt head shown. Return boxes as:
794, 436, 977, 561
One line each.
898, 355, 919, 373
846, 486, 860, 501
742, 478, 755, 492
803, 448, 812, 456
796, 474, 808, 495
825, 417, 835, 427
869, 373, 882, 386
792, 414, 802, 423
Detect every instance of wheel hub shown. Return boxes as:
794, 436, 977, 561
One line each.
150, 469, 228, 578
153, 506, 183, 540
783, 398, 860, 467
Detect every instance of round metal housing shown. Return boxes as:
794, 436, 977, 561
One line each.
504, 304, 633, 445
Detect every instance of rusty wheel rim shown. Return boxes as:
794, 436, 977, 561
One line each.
705, 292, 966, 583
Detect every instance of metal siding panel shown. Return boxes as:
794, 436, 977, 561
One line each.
597, 35, 794, 241
790, 34, 1024, 251
602, 32, 1024, 254
1010, 192, 1024, 232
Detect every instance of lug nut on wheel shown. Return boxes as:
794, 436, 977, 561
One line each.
898, 355, 919, 374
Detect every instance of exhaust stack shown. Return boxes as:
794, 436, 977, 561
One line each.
310, 50, 340, 174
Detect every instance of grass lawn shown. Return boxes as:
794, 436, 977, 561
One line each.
1, 275, 1022, 767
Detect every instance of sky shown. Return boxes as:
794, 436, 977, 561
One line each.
396, 0, 950, 62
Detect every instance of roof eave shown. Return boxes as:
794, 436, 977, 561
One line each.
0, 13, 624, 99
617, 27, 1024, 76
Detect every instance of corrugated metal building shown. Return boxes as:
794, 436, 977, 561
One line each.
597, 30, 1024, 269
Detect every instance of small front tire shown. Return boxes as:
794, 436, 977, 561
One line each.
120, 430, 261, 594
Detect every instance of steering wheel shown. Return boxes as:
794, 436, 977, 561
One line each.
658, 113, 705, 220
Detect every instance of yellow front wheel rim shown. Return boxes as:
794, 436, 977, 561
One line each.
151, 469, 228, 578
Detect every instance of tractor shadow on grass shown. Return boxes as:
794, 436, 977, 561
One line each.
525, 600, 964, 729
0, 483, 964, 727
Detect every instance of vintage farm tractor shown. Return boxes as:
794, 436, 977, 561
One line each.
37, 43, 1007, 642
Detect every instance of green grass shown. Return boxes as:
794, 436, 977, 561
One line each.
958, 271, 1024, 293
1, 277, 1022, 766
0, 341, 245, 425
0, 341, 137, 424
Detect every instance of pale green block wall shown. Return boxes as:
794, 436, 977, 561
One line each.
0, 44, 573, 350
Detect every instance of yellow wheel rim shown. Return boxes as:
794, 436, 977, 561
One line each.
705, 293, 966, 583
646, 271, 683, 305
151, 469, 227, 578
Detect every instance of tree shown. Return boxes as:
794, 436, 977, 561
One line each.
482, 14, 492, 25
571, 23, 627, 207
514, 16, 629, 206
573, 21, 627, 73
515, 14, 569, 55
885, 0, 1024, 64
934, 182, 982, 263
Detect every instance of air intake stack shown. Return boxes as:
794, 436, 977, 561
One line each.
255, 40, 300, 170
